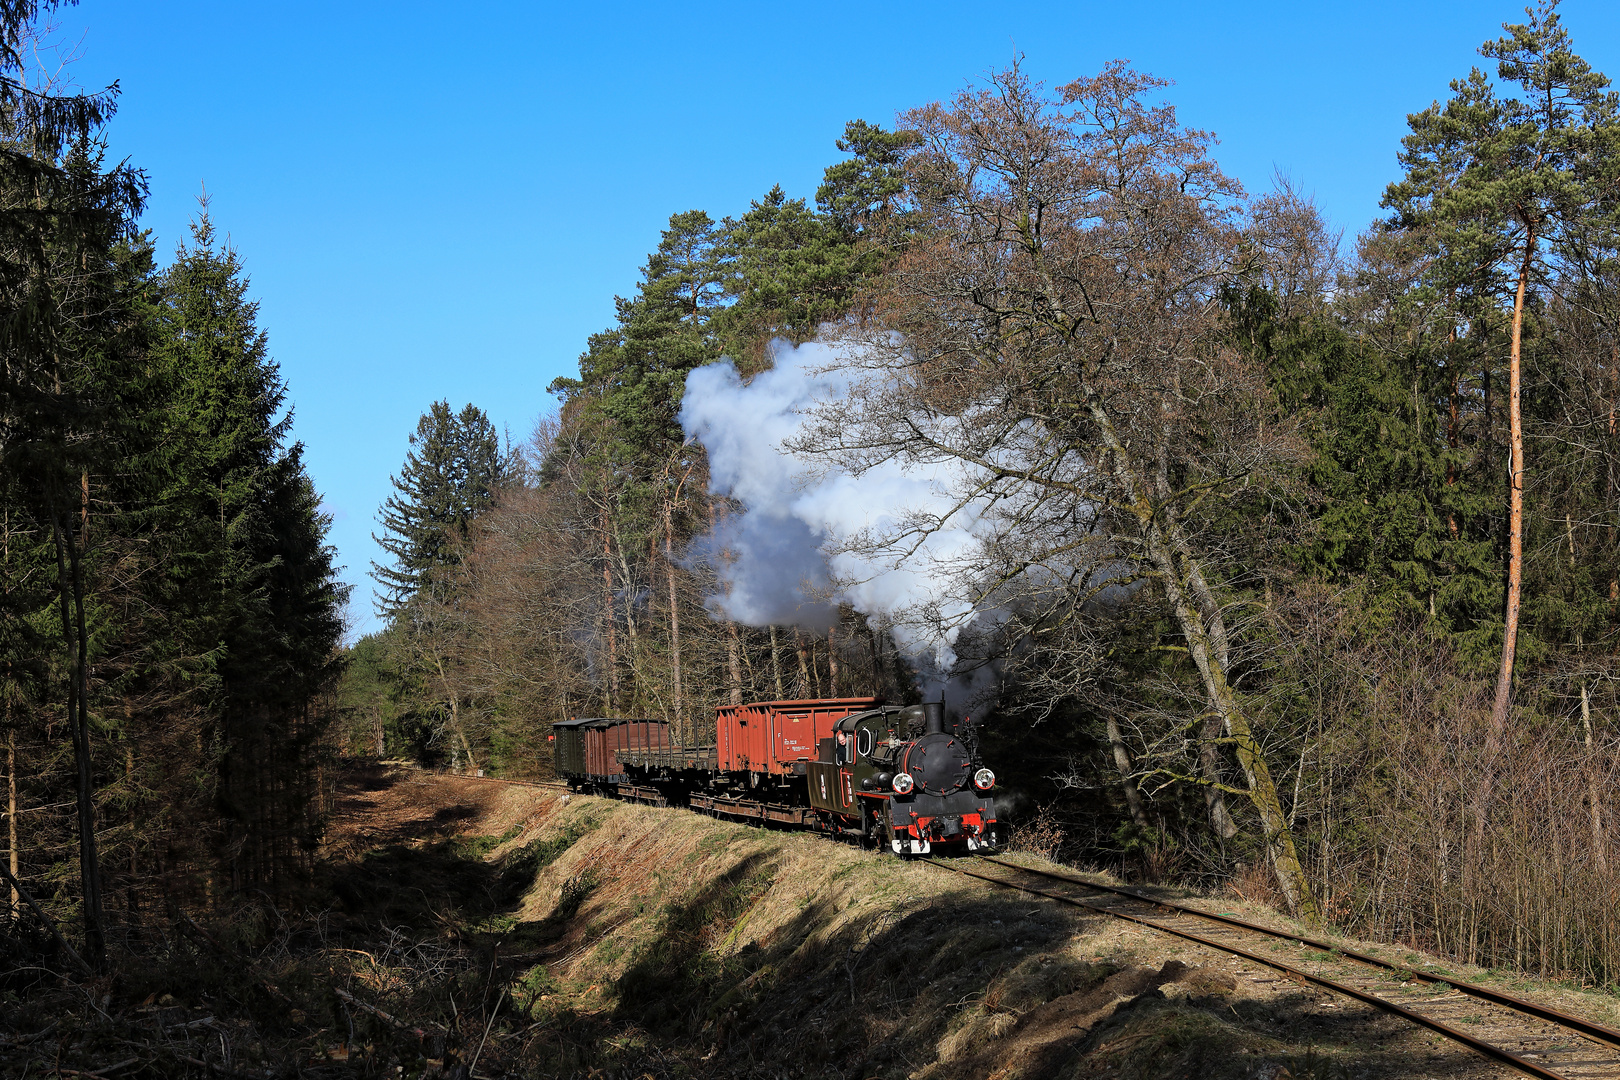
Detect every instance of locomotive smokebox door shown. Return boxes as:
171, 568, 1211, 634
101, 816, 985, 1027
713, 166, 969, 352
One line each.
902, 732, 970, 795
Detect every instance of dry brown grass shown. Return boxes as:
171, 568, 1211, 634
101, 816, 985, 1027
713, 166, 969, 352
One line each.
471, 793, 1540, 1079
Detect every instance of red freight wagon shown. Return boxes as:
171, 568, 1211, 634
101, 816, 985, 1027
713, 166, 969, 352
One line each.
582, 718, 674, 779
715, 697, 879, 776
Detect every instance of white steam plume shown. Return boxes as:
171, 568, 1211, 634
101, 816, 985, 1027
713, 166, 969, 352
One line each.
680, 340, 997, 688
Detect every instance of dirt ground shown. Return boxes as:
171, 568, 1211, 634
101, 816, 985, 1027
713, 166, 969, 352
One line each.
313, 763, 1620, 1080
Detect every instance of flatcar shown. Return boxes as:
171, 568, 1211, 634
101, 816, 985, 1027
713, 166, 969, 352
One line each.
551, 696, 998, 855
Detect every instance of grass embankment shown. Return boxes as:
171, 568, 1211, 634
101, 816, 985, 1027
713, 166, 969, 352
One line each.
404, 789, 1503, 1079
0, 767, 1536, 1079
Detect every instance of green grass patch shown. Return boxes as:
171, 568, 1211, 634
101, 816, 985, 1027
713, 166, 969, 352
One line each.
496, 813, 599, 903
614, 853, 779, 1029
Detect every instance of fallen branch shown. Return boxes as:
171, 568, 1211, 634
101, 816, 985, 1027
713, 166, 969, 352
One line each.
468, 987, 505, 1073
0, 1019, 59, 1047
334, 986, 446, 1038
164, 1015, 218, 1033
0, 861, 93, 974
546, 920, 631, 969
52, 1056, 141, 1077
171, 906, 292, 1005
167, 1050, 259, 1078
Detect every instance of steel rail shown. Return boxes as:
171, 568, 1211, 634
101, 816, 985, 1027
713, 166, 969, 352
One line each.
979, 855, 1620, 1054
432, 772, 568, 792
933, 859, 1574, 1080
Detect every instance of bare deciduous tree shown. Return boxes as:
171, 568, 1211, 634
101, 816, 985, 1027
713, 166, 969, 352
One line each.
795, 61, 1321, 920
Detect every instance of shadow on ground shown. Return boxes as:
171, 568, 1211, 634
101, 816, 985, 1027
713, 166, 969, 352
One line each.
303, 778, 1499, 1080
519, 855, 1497, 1080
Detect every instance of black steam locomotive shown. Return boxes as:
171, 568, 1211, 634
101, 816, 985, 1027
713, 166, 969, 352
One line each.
550, 697, 997, 855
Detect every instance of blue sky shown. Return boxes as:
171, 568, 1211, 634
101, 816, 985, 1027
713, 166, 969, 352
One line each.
63, 0, 1620, 639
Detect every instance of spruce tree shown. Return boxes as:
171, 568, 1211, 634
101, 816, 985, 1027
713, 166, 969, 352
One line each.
150, 209, 290, 680
371, 401, 506, 769
371, 400, 508, 621
148, 206, 348, 886
0, 9, 144, 961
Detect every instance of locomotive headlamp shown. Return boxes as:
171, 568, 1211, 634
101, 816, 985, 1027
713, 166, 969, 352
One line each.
892, 772, 915, 795
973, 767, 996, 791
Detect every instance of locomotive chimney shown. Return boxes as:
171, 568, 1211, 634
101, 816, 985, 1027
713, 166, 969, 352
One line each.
923, 700, 945, 735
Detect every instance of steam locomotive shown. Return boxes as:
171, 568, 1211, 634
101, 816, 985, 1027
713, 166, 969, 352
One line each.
551, 697, 998, 855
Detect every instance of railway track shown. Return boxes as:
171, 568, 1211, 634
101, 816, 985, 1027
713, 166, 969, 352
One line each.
422, 769, 569, 793
932, 856, 1620, 1079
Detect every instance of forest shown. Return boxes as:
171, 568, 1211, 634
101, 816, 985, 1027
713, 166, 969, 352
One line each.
3, 0, 1620, 1027
0, 1, 346, 984
348, 1, 1620, 985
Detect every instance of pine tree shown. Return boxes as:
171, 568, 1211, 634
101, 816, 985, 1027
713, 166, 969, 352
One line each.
815, 119, 916, 241
550, 211, 732, 462
1383, 0, 1620, 738
717, 185, 863, 356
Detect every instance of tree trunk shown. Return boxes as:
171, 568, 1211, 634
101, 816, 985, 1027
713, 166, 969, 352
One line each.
769, 625, 785, 699
600, 510, 618, 714
1458, 320, 1470, 540
868, 624, 883, 697
1094, 404, 1321, 924
1610, 344, 1618, 606
827, 622, 840, 696
664, 498, 684, 731
1477, 228, 1535, 851
1567, 514, 1608, 873
707, 498, 744, 709
1105, 714, 1149, 830
794, 629, 811, 698
612, 530, 649, 714
1490, 228, 1533, 739
6, 713, 16, 921
727, 622, 743, 707
1151, 385, 1240, 841
430, 650, 475, 771
1, 514, 12, 919
124, 744, 137, 917
1583, 681, 1606, 873
52, 509, 104, 964
1199, 717, 1239, 840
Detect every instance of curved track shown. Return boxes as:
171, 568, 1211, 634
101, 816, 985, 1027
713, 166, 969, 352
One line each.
932, 856, 1620, 1080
